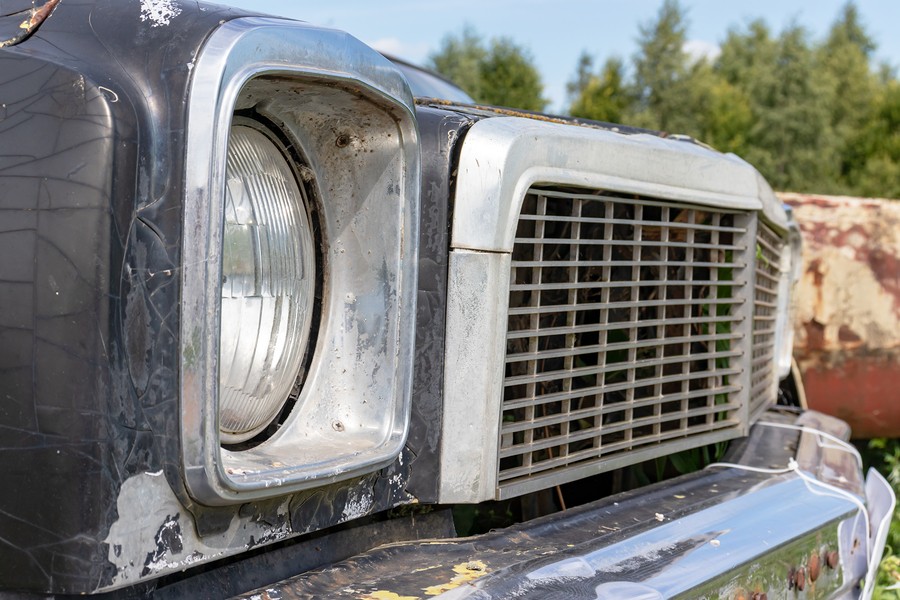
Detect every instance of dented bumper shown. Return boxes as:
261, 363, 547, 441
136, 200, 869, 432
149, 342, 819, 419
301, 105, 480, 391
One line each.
238, 411, 893, 600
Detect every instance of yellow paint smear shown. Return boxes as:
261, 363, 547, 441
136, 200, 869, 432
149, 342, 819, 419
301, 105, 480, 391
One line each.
423, 560, 489, 596
364, 591, 419, 600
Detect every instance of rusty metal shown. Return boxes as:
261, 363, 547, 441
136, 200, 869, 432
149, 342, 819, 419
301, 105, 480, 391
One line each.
809, 551, 821, 582
780, 193, 900, 438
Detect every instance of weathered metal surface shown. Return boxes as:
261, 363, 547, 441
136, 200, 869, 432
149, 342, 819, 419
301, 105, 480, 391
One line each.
405, 106, 475, 502
0, 4, 452, 594
780, 193, 900, 438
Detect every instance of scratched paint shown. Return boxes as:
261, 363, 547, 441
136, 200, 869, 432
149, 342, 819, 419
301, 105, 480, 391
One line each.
780, 192, 900, 437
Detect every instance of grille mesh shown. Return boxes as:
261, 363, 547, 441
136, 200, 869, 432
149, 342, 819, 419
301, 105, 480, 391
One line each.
499, 188, 753, 495
750, 221, 785, 420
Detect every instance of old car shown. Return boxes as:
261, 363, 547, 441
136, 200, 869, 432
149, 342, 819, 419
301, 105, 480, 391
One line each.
0, 1, 892, 598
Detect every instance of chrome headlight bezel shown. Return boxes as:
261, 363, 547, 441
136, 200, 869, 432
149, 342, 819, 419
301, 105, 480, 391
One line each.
181, 18, 420, 506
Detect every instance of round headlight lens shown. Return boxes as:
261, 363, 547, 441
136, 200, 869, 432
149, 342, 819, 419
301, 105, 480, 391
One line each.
218, 124, 316, 444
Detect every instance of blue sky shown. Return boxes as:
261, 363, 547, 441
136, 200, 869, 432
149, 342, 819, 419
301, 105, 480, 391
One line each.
214, 1, 900, 113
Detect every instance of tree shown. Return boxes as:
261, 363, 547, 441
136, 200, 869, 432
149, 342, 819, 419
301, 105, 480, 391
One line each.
715, 21, 835, 192
630, 0, 697, 133
817, 2, 880, 191
427, 25, 486, 101
845, 80, 900, 198
427, 27, 546, 111
689, 65, 753, 155
566, 52, 595, 104
564, 0, 900, 198
568, 57, 629, 124
480, 38, 546, 111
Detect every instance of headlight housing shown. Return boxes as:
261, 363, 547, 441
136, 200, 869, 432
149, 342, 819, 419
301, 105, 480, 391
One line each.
219, 123, 317, 444
180, 18, 420, 505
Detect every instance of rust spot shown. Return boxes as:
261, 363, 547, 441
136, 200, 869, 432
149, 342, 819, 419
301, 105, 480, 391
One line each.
803, 320, 826, 352
795, 566, 806, 591
808, 551, 820, 582
800, 352, 900, 437
807, 258, 824, 286
837, 325, 862, 346
870, 247, 900, 302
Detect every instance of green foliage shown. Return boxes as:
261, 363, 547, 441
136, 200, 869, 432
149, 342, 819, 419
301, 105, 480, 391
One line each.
564, 0, 900, 199
717, 22, 837, 192
845, 80, 900, 198
428, 26, 546, 111
568, 56, 629, 124
629, 0, 695, 132
865, 438, 900, 595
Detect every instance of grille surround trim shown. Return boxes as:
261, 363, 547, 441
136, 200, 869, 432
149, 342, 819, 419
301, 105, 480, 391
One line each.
439, 117, 793, 504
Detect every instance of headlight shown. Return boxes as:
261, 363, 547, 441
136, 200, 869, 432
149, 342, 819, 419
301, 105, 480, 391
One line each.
219, 123, 317, 444
180, 18, 420, 505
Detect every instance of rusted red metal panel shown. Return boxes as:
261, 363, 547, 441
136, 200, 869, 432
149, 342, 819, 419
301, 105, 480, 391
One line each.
781, 193, 900, 438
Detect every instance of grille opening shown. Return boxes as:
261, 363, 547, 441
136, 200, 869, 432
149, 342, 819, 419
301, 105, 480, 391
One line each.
500, 187, 751, 495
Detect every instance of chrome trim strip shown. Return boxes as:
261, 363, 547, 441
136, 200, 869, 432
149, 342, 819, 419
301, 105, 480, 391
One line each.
181, 18, 420, 505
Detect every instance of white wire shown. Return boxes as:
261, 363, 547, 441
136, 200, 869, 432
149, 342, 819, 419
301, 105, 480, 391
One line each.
790, 458, 871, 544
707, 455, 873, 554
755, 421, 864, 471
705, 462, 794, 475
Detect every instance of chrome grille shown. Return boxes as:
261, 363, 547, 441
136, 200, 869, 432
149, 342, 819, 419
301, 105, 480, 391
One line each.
499, 187, 753, 496
750, 221, 784, 420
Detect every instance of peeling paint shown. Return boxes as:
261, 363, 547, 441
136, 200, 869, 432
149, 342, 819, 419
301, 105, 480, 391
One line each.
781, 193, 900, 436
0, 0, 60, 48
341, 488, 376, 522
103, 474, 293, 588
422, 561, 489, 596
366, 592, 420, 600
139, 0, 181, 27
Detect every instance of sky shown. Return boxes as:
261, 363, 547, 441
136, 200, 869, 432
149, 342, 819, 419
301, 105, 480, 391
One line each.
213, 1, 900, 114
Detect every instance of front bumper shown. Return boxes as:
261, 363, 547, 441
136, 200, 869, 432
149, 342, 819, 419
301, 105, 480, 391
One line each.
237, 410, 893, 600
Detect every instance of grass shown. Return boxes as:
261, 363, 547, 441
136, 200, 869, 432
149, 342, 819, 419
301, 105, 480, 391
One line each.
865, 438, 900, 598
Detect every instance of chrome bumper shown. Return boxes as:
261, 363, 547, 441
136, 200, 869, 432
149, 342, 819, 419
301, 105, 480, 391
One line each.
236, 410, 894, 600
